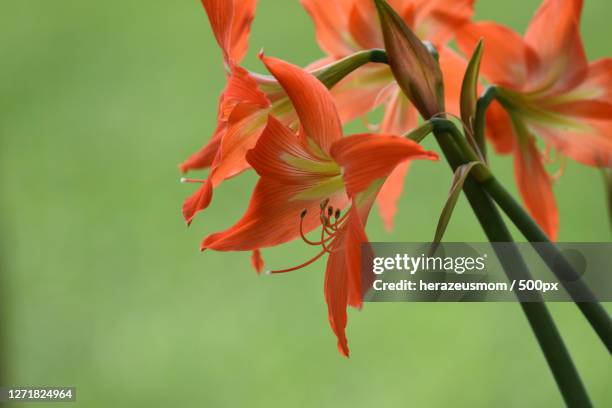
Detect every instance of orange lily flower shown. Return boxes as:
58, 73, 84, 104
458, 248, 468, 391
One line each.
456, 0, 612, 240
302, 0, 474, 230
180, 1, 383, 229
202, 55, 438, 356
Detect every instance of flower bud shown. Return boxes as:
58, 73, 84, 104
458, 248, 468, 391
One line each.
374, 0, 444, 119
460, 39, 484, 132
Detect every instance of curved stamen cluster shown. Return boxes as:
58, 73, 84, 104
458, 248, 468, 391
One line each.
268, 199, 348, 274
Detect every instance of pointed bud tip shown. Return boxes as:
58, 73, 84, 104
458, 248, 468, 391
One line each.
375, 0, 444, 119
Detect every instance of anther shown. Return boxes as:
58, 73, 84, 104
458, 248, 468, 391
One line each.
180, 178, 206, 184
300, 209, 308, 218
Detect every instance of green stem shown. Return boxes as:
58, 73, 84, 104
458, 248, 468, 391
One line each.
432, 118, 612, 353
314, 49, 387, 88
474, 86, 497, 161
252, 49, 388, 91
483, 177, 612, 354
433, 129, 592, 407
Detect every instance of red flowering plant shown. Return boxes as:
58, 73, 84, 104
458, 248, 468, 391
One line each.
179, 0, 611, 405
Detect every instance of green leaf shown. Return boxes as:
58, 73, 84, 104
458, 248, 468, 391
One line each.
433, 161, 482, 245
374, 0, 444, 119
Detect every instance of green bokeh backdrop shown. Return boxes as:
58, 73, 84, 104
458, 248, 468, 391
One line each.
1, 1, 610, 407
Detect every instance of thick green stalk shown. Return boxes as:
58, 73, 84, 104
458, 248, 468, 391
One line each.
447, 101, 612, 353
433, 129, 592, 407
483, 177, 612, 354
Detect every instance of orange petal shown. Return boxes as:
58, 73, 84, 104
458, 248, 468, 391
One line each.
324, 205, 371, 357
348, 1, 383, 49
376, 161, 411, 231
181, 106, 267, 224
524, 0, 587, 92
301, 0, 355, 58
570, 58, 612, 103
261, 55, 343, 153
182, 180, 213, 225
514, 135, 559, 241
331, 64, 394, 123
246, 116, 340, 184
534, 120, 612, 168
251, 249, 264, 274
331, 133, 438, 197
201, 0, 256, 64
530, 59, 612, 167
228, 0, 257, 64
376, 91, 418, 231
208, 108, 267, 185
221, 67, 271, 119
324, 240, 350, 357
180, 66, 270, 175
179, 122, 224, 173
438, 47, 468, 117
380, 88, 417, 134
456, 22, 535, 89
413, 0, 476, 46
485, 101, 515, 154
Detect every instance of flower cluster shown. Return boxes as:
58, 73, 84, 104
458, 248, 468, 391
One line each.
179, 0, 611, 356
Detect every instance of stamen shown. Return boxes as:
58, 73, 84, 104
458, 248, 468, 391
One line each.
331, 209, 350, 229
299, 210, 333, 246
180, 178, 206, 184
552, 156, 567, 182
266, 249, 328, 274
320, 198, 330, 211
320, 222, 336, 253
281, 200, 349, 274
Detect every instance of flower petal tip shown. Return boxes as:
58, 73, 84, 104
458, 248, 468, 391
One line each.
338, 343, 350, 358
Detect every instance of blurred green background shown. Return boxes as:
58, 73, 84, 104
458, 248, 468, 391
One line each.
1, 0, 610, 407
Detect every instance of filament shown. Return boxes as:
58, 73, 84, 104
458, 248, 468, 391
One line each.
267, 249, 328, 274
